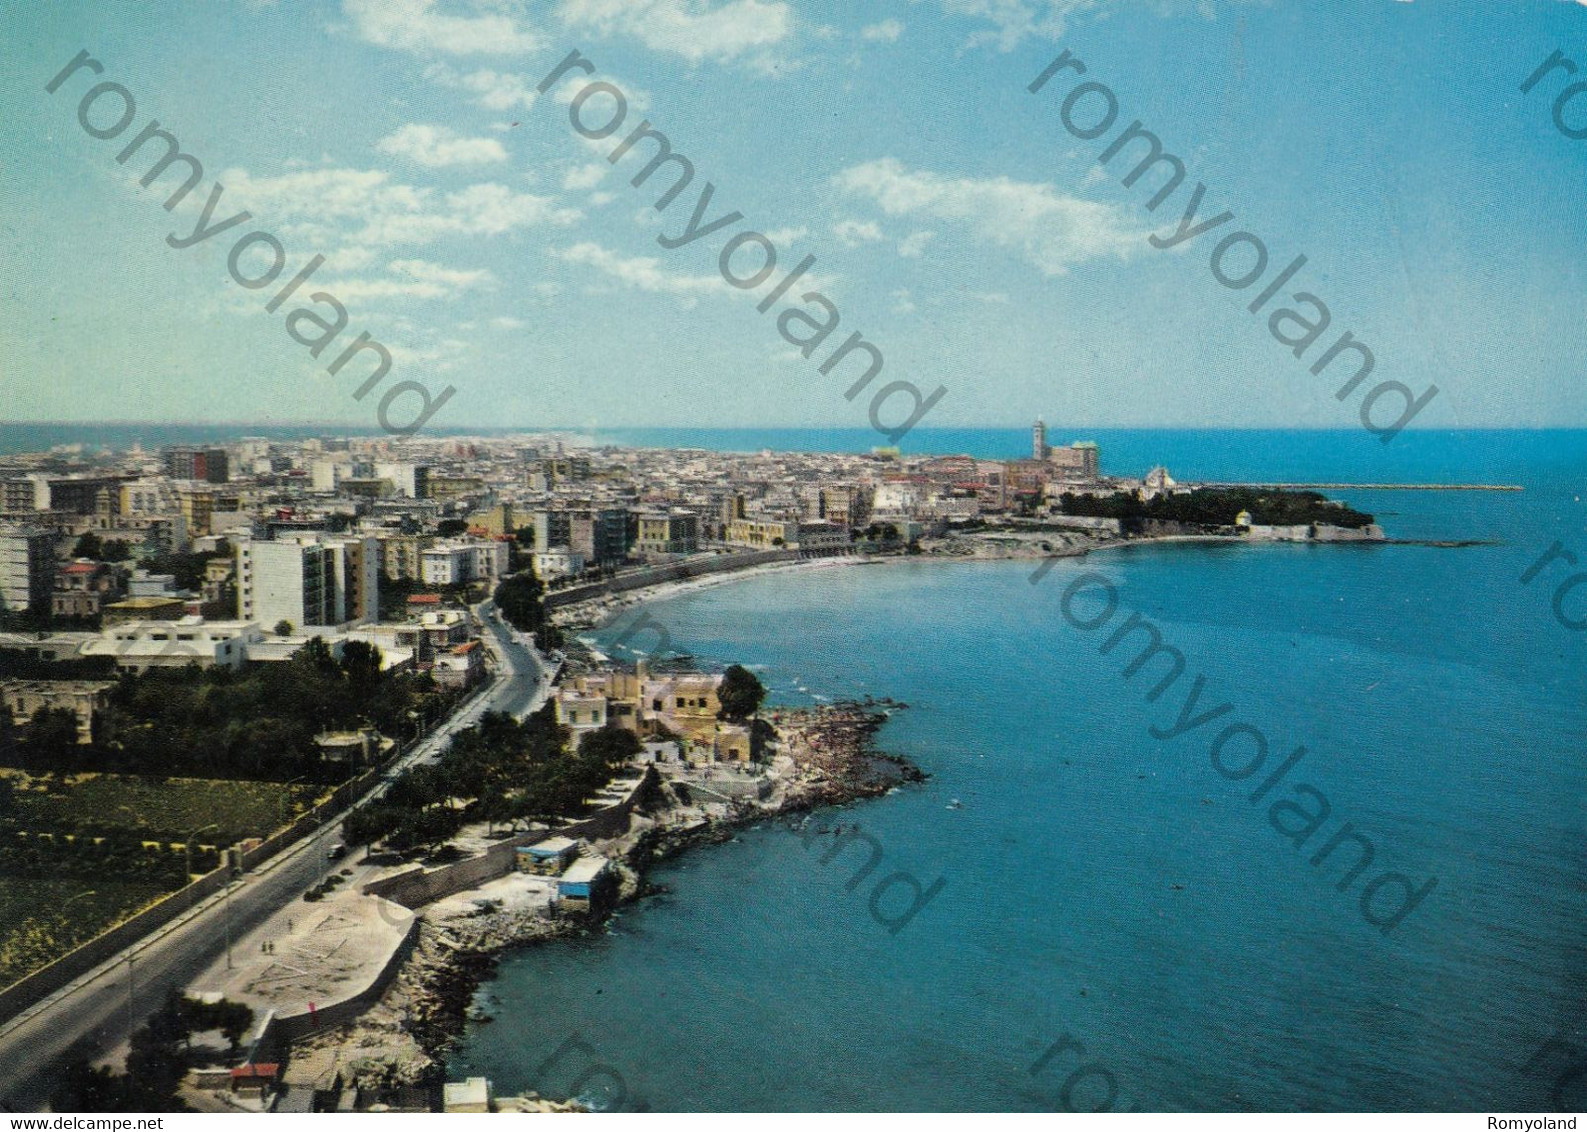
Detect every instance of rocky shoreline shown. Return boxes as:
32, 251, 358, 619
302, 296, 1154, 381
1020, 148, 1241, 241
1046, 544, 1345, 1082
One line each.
291, 699, 922, 1103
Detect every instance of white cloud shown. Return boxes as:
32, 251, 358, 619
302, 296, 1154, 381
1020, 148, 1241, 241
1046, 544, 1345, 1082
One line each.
589, 191, 618, 206
551, 75, 652, 112
555, 0, 794, 65
222, 167, 582, 247
423, 65, 540, 111
835, 157, 1146, 275
764, 225, 809, 245
898, 230, 935, 258
342, 0, 542, 55
891, 288, 917, 314
376, 124, 507, 168
563, 162, 609, 191
490, 315, 526, 329
326, 258, 496, 301
860, 19, 904, 42
833, 218, 885, 246
923, 0, 1255, 52
553, 241, 728, 297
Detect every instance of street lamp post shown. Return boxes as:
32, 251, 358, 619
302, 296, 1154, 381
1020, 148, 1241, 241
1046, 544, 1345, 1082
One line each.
279, 776, 309, 830
222, 873, 237, 970
184, 823, 219, 908
125, 953, 135, 1038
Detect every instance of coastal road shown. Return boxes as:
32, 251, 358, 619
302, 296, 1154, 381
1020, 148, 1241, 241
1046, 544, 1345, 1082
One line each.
475, 597, 555, 719
0, 616, 544, 1111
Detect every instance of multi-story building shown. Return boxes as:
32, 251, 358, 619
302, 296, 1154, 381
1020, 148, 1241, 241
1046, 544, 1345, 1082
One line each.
526, 509, 572, 554
373, 462, 430, 500
0, 527, 56, 615
466, 503, 515, 536
555, 663, 750, 763
527, 457, 591, 491
425, 475, 483, 502
1032, 418, 1049, 460
37, 475, 128, 515
569, 508, 630, 566
120, 479, 180, 517
636, 511, 699, 558
420, 539, 510, 586
0, 478, 41, 513
532, 548, 586, 580
162, 446, 229, 484
52, 560, 126, 619
1047, 440, 1101, 482
725, 517, 797, 550
793, 521, 852, 554
378, 533, 433, 581
235, 533, 378, 629
818, 485, 872, 529
179, 486, 215, 537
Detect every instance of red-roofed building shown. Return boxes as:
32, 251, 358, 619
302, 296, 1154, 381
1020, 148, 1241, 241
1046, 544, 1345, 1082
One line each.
230, 1063, 279, 1099
52, 559, 125, 618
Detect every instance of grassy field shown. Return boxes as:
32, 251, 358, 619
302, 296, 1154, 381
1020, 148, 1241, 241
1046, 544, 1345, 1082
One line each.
0, 876, 172, 988
2, 770, 325, 845
0, 772, 332, 989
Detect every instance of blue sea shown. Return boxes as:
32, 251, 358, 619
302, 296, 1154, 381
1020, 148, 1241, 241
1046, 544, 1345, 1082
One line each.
434, 429, 1587, 1112
7, 422, 1583, 1109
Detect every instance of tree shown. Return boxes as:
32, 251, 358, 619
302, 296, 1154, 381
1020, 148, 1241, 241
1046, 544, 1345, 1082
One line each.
72, 532, 103, 560
102, 538, 133, 562
578, 724, 641, 770
22, 706, 81, 761
50, 1058, 127, 1112
494, 571, 547, 635
436, 518, 468, 538
341, 640, 384, 700
274, 619, 294, 637
717, 665, 765, 722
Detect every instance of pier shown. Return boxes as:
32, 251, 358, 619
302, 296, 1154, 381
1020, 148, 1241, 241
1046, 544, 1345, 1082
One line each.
1197, 482, 1524, 492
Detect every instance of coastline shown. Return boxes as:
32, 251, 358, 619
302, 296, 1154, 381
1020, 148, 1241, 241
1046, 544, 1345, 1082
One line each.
290, 519, 1485, 1104
547, 528, 1446, 637
291, 699, 922, 1104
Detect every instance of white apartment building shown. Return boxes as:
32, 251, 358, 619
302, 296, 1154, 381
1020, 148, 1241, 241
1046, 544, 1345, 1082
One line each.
0, 527, 54, 615
533, 548, 586, 580
235, 533, 378, 629
421, 539, 510, 586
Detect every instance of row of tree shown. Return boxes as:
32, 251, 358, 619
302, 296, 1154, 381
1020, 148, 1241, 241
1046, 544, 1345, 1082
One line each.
1054, 487, 1377, 530
0, 639, 458, 783
494, 567, 565, 651
343, 705, 641, 854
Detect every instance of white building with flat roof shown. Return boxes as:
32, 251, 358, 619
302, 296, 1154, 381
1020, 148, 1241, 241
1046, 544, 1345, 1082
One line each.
235, 533, 378, 629
81, 617, 265, 671
0, 527, 54, 615
421, 539, 509, 586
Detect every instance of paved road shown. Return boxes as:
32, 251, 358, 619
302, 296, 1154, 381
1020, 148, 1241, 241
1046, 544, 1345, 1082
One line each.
475, 598, 554, 719
0, 608, 546, 1111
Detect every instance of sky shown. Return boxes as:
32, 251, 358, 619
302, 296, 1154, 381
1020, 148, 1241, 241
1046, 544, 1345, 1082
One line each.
1, 0, 1585, 434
